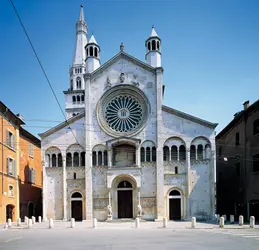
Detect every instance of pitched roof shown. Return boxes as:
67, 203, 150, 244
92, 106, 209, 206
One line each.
162, 105, 218, 129
216, 99, 259, 139
90, 51, 157, 77
89, 34, 97, 44
38, 111, 85, 138
150, 27, 159, 38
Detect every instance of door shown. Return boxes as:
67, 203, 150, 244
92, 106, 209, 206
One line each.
71, 200, 82, 221
6, 205, 14, 222
118, 190, 133, 218
169, 198, 181, 220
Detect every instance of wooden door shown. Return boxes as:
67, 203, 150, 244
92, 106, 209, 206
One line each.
169, 198, 181, 220
72, 201, 82, 221
118, 190, 133, 218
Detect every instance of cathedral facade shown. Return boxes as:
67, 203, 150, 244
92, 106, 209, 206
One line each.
40, 6, 218, 222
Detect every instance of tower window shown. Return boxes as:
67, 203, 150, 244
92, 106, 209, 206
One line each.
70, 80, 73, 90
77, 95, 80, 103
152, 40, 156, 50
76, 77, 81, 89
86, 48, 88, 56
157, 41, 160, 50
94, 47, 98, 57
81, 95, 84, 103
72, 96, 76, 104
90, 46, 93, 56
148, 42, 151, 51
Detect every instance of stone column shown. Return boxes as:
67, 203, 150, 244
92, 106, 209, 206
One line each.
177, 148, 180, 161
136, 145, 140, 167
56, 154, 58, 168
108, 147, 113, 169
203, 149, 205, 160
62, 156, 67, 221
42, 158, 47, 221
195, 147, 198, 160
101, 151, 104, 166
138, 189, 141, 205
169, 147, 171, 161
144, 148, 146, 162
186, 149, 191, 218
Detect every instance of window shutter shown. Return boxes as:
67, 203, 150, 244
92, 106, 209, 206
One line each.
13, 160, 16, 177
6, 129, 9, 146
32, 169, 36, 184
13, 135, 16, 150
29, 168, 32, 183
7, 158, 9, 174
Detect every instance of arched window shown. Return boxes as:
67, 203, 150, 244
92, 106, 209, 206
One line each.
94, 47, 98, 57
205, 144, 211, 159
157, 41, 160, 50
152, 40, 156, 50
72, 192, 82, 198
77, 95, 80, 103
66, 153, 72, 167
175, 166, 178, 174
72, 113, 76, 117
146, 147, 151, 162
152, 146, 156, 162
80, 152, 85, 166
46, 154, 50, 168
141, 147, 145, 162
70, 80, 73, 90
90, 46, 93, 56
76, 78, 81, 89
73, 173, 76, 179
163, 146, 169, 161
171, 146, 177, 160
73, 152, 79, 166
190, 145, 196, 160
72, 96, 76, 104
197, 144, 203, 160
179, 145, 186, 160
58, 153, 62, 167
104, 150, 108, 165
81, 95, 84, 103
148, 42, 151, 51
98, 151, 102, 165
92, 151, 96, 166
52, 154, 56, 167
169, 190, 180, 196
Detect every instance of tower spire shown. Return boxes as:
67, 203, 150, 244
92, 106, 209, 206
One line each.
73, 5, 88, 65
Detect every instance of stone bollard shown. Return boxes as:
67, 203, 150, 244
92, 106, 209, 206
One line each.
32, 216, 36, 224
239, 215, 244, 226
7, 218, 12, 227
93, 218, 97, 228
49, 218, 53, 229
135, 218, 140, 228
223, 215, 227, 223
191, 217, 196, 228
17, 218, 21, 226
38, 216, 42, 223
230, 215, 234, 224
219, 217, 224, 228
250, 216, 255, 228
28, 219, 32, 229
71, 218, 75, 228
163, 217, 167, 228
24, 216, 28, 225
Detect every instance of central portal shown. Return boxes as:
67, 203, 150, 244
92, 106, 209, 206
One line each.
117, 181, 133, 218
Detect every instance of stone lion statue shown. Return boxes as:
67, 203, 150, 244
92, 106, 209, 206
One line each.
107, 205, 112, 216
137, 204, 142, 217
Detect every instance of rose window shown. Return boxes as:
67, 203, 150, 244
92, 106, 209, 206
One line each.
97, 85, 150, 137
105, 95, 143, 132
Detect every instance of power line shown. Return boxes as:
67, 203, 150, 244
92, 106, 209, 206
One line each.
9, 0, 83, 149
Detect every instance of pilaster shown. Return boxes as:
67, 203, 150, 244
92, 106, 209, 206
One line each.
62, 156, 67, 221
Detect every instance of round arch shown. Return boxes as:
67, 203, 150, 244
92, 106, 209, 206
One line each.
164, 136, 186, 147
111, 174, 137, 189
70, 190, 83, 221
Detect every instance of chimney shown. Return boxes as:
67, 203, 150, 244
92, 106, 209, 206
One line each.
243, 100, 249, 110
16, 113, 24, 121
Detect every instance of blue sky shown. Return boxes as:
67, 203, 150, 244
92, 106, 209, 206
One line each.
1, 0, 259, 137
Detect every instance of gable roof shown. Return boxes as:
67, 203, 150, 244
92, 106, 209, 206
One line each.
162, 105, 218, 129
90, 51, 157, 78
38, 111, 85, 138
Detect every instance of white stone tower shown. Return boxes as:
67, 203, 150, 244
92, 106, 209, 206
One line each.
85, 34, 100, 73
64, 5, 88, 119
145, 26, 161, 67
